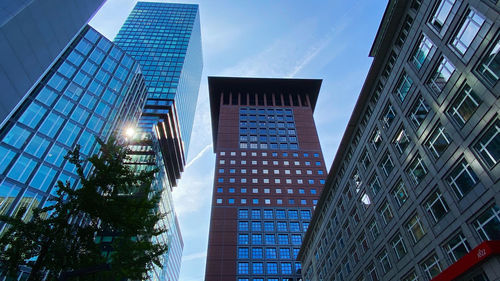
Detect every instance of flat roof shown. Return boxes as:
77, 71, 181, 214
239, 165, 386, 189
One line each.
208, 76, 322, 151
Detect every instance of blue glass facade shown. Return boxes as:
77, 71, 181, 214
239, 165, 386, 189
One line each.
0, 25, 147, 236
114, 2, 203, 155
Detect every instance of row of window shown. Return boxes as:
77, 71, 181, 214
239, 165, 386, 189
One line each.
217, 177, 324, 185
237, 247, 300, 260
238, 209, 311, 220
216, 198, 318, 206
218, 168, 324, 175
217, 187, 318, 195
219, 159, 322, 166
237, 261, 300, 275
238, 221, 309, 233
238, 233, 303, 245
219, 151, 320, 157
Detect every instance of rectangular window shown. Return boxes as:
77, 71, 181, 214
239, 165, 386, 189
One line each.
395, 72, 414, 102
474, 205, 500, 240
428, 56, 455, 93
409, 96, 431, 128
238, 247, 249, 258
425, 190, 449, 222
370, 174, 381, 196
378, 250, 392, 273
393, 127, 410, 154
473, 119, 500, 167
393, 180, 409, 207
412, 34, 434, 69
476, 39, 500, 86
367, 262, 379, 281
381, 103, 396, 129
407, 155, 427, 185
430, 0, 455, 32
380, 152, 394, 177
379, 202, 394, 225
447, 159, 479, 198
447, 84, 481, 127
444, 232, 470, 262
407, 214, 426, 243
238, 262, 249, 274
425, 125, 451, 158
452, 9, 485, 55
392, 233, 407, 259
421, 254, 442, 280
371, 129, 383, 150
369, 218, 380, 241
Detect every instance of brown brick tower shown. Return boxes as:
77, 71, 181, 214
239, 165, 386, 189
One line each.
205, 77, 326, 281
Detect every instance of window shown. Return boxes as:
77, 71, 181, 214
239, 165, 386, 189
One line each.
278, 234, 288, 244
444, 232, 470, 262
239, 221, 249, 231
447, 84, 481, 127
474, 119, 500, 167
238, 234, 249, 245
425, 190, 449, 222
266, 248, 277, 259
379, 202, 394, 225
369, 218, 380, 240
391, 233, 407, 259
409, 96, 431, 128
452, 9, 485, 55
381, 103, 396, 129
281, 263, 292, 274
474, 205, 500, 240
361, 150, 371, 170
239, 209, 249, 219
407, 155, 427, 185
291, 234, 301, 245
378, 250, 392, 273
371, 129, 383, 150
252, 262, 264, 274
396, 16, 413, 48
267, 262, 278, 274
421, 254, 442, 280
277, 222, 287, 232
426, 125, 451, 158
476, 39, 500, 86
402, 271, 419, 281
380, 152, 394, 177
367, 262, 379, 281
368, 175, 381, 197
265, 234, 275, 244
238, 262, 249, 274
407, 214, 426, 243
395, 72, 413, 102
430, 0, 455, 32
412, 34, 434, 69
428, 56, 455, 93
252, 248, 263, 258
393, 127, 410, 154
447, 159, 479, 198
238, 247, 249, 258
393, 180, 409, 207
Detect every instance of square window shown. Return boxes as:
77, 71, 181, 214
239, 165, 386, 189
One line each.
452, 9, 485, 55
447, 159, 479, 198
412, 34, 434, 69
447, 84, 481, 127
473, 119, 500, 167
395, 72, 413, 102
427, 56, 455, 93
476, 39, 500, 86
407, 155, 428, 185
425, 125, 451, 158
430, 0, 455, 32
409, 96, 431, 128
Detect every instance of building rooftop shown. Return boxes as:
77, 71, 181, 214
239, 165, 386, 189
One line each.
208, 76, 322, 151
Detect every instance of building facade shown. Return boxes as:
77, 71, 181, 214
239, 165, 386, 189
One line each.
0, 25, 147, 280
299, 0, 499, 281
114, 3, 203, 280
205, 77, 327, 281
0, 0, 106, 127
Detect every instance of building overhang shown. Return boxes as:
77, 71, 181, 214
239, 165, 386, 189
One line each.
208, 76, 322, 152
432, 240, 500, 281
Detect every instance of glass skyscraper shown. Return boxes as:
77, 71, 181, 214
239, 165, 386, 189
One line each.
114, 2, 203, 156
0, 25, 147, 280
114, 3, 203, 280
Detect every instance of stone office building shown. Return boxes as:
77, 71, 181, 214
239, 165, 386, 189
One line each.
299, 0, 499, 280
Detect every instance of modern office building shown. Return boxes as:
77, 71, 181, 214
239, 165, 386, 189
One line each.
299, 0, 499, 281
0, 0, 106, 127
0, 25, 147, 280
114, 3, 203, 280
205, 77, 327, 281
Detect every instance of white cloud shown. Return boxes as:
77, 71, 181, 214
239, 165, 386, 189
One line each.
182, 251, 207, 262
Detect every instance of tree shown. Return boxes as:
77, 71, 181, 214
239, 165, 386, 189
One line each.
0, 137, 168, 280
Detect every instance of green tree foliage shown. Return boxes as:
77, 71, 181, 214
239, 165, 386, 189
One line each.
0, 137, 168, 280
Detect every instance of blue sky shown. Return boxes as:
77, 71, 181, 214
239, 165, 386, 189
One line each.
90, 1, 387, 280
